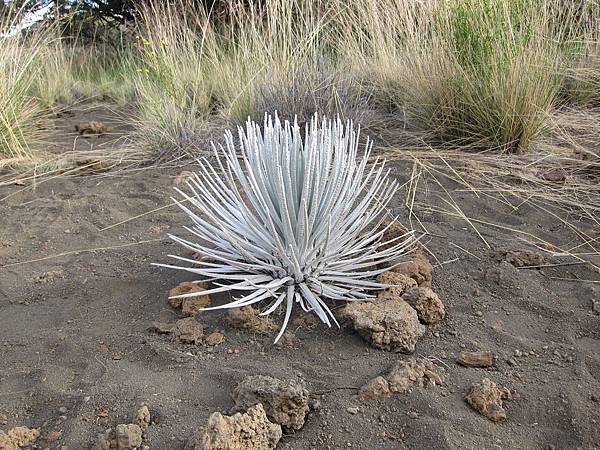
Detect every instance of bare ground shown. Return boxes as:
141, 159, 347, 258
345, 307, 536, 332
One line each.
0, 102, 599, 449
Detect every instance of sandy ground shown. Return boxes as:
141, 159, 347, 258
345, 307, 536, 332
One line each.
0, 102, 599, 449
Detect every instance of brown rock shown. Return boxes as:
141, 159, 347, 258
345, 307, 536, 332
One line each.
376, 271, 418, 297
360, 359, 444, 401
134, 405, 151, 431
75, 158, 113, 174
379, 221, 414, 253
149, 322, 175, 334
457, 351, 495, 368
191, 404, 281, 450
115, 424, 143, 449
205, 332, 225, 346
0, 427, 40, 450
402, 287, 446, 324
227, 306, 278, 335
291, 314, 319, 328
232, 375, 310, 431
94, 428, 114, 450
34, 270, 65, 283
44, 430, 62, 443
75, 121, 111, 135
174, 318, 203, 344
386, 359, 444, 393
359, 376, 391, 400
182, 295, 212, 317
465, 378, 511, 422
484, 261, 518, 287
169, 281, 211, 316
340, 296, 424, 353
491, 249, 545, 268
392, 252, 433, 287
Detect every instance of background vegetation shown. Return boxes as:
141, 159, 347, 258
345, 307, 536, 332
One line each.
0, 0, 598, 165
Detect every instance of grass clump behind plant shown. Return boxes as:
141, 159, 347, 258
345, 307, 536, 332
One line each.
132, 0, 368, 158
132, 1, 214, 158
340, 0, 569, 153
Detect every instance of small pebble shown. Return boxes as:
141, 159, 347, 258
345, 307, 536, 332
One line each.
58, 407, 68, 414
309, 399, 322, 411
346, 406, 359, 415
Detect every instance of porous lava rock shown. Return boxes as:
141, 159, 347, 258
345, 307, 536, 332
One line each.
392, 252, 433, 288
0, 427, 39, 450
232, 375, 310, 431
465, 378, 511, 422
189, 404, 282, 450
169, 281, 211, 317
341, 296, 424, 353
402, 287, 446, 324
360, 359, 444, 400
227, 306, 278, 335
376, 271, 418, 297
173, 317, 203, 344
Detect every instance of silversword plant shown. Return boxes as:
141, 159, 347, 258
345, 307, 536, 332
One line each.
158, 114, 414, 342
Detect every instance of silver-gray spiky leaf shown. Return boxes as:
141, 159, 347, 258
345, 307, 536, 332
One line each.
157, 114, 414, 342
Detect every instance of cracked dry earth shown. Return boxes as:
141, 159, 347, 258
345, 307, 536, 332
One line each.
0, 103, 599, 449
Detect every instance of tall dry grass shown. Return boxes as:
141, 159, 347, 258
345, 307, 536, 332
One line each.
132, 0, 371, 157
0, 6, 135, 167
2, 0, 599, 165
131, 0, 600, 157
0, 7, 52, 166
337, 0, 582, 153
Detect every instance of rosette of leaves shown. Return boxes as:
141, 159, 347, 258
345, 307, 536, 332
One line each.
158, 114, 414, 342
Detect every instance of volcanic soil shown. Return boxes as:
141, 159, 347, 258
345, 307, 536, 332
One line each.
0, 102, 599, 449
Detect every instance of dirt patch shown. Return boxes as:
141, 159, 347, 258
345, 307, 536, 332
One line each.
1, 102, 599, 449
